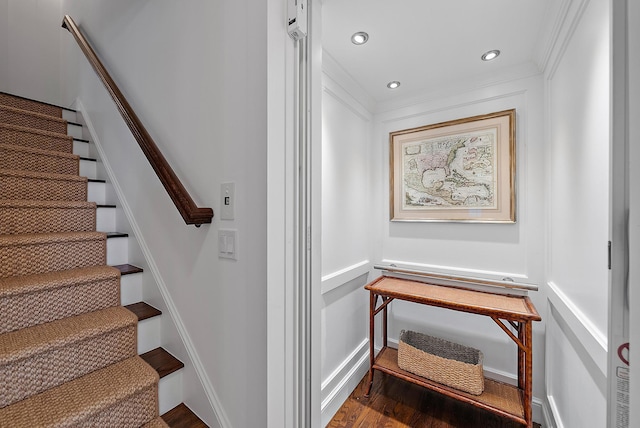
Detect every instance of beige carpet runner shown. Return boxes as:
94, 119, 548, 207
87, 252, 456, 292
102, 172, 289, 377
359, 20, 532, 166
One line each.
0, 93, 168, 427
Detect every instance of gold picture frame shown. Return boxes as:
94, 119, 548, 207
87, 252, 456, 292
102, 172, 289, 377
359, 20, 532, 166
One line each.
390, 109, 516, 222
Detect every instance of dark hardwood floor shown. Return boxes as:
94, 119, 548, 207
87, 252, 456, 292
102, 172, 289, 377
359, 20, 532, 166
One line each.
327, 373, 541, 428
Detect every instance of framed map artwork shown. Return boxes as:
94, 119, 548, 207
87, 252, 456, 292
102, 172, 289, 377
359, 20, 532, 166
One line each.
390, 109, 516, 222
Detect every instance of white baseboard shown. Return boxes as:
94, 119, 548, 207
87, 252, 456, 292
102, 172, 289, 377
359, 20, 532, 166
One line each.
545, 395, 563, 428
321, 339, 370, 427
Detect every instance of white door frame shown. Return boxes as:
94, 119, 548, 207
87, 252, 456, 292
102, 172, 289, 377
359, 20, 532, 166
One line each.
266, 1, 322, 427
266, 1, 298, 426
628, 1, 640, 426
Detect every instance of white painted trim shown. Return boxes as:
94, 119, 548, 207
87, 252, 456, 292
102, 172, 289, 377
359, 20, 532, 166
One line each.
541, 396, 558, 428
376, 88, 529, 124
535, 0, 574, 73
546, 394, 564, 428
322, 85, 371, 122
266, 0, 297, 426
628, 2, 640, 427
320, 339, 369, 426
546, 281, 607, 376
321, 260, 370, 294
75, 99, 231, 428
322, 51, 377, 114
381, 258, 529, 283
544, 0, 592, 80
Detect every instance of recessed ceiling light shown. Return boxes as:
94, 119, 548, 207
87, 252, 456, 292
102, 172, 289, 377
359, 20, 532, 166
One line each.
387, 81, 401, 89
351, 31, 369, 45
481, 50, 501, 61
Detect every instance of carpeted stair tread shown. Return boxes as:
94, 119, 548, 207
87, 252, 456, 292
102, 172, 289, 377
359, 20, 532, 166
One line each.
0, 355, 159, 428
0, 305, 135, 364
0, 92, 63, 117
0, 168, 87, 201
0, 231, 106, 278
0, 143, 79, 175
0, 123, 73, 153
143, 416, 171, 428
0, 306, 137, 408
0, 199, 96, 234
0, 105, 67, 134
0, 265, 121, 333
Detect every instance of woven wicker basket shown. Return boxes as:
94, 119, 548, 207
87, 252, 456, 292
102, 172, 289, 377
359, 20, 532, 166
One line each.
398, 330, 484, 395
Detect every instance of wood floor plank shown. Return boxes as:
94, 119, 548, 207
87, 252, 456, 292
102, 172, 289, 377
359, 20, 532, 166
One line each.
327, 373, 541, 428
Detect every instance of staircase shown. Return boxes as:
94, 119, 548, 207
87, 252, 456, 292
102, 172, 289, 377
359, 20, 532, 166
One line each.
0, 92, 207, 427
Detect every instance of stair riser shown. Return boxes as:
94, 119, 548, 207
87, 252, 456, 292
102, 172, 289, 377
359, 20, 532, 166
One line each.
159, 371, 183, 415
0, 146, 78, 175
0, 126, 73, 153
68, 123, 83, 139
0, 108, 66, 134
107, 236, 129, 265
0, 205, 95, 235
0, 325, 136, 408
0, 238, 105, 278
137, 317, 161, 354
97, 206, 116, 232
73, 140, 89, 157
120, 273, 143, 306
80, 159, 97, 178
62, 109, 77, 122
0, 277, 120, 334
0, 174, 87, 201
89, 180, 106, 204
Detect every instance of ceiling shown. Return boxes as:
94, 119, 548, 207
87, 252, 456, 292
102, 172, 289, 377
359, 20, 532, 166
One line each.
321, 0, 555, 105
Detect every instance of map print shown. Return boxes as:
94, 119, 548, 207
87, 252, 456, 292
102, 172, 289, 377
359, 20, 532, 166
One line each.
402, 129, 498, 210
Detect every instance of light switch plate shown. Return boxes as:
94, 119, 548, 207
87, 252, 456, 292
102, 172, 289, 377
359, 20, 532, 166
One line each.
220, 182, 235, 220
218, 229, 238, 260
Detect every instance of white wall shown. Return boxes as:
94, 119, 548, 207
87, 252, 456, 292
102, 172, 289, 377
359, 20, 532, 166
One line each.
0, 0, 63, 105
544, 0, 610, 426
371, 72, 547, 409
59, 2, 268, 427
320, 53, 374, 425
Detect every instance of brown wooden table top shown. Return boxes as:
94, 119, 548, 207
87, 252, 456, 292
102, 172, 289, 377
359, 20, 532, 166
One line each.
365, 276, 541, 322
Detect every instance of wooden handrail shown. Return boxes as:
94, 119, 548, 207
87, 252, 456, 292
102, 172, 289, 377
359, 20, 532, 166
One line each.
62, 15, 213, 226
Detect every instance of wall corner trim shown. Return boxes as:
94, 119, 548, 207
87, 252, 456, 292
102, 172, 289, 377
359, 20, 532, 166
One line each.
76, 99, 233, 428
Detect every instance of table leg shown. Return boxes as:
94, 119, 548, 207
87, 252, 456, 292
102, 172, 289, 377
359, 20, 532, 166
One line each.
365, 291, 376, 398
518, 322, 525, 391
383, 297, 388, 349
523, 321, 533, 428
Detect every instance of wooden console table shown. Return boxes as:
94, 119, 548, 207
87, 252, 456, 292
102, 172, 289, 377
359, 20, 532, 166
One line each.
364, 276, 541, 427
